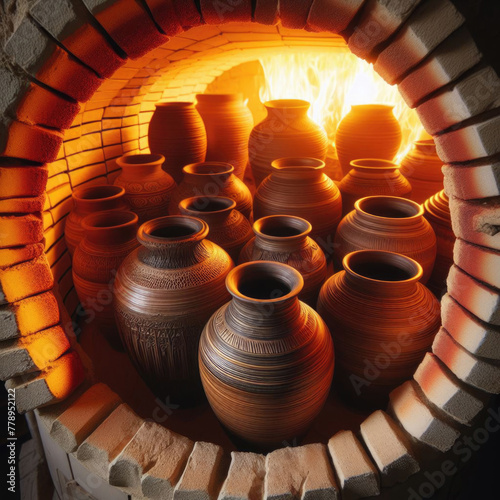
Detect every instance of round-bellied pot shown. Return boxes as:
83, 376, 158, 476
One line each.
239, 215, 328, 307
248, 99, 328, 186
335, 104, 402, 176
113, 216, 233, 406
253, 157, 342, 247
114, 153, 176, 223
334, 196, 437, 284
199, 261, 334, 449
148, 102, 207, 183
65, 185, 127, 256
178, 196, 252, 262
317, 250, 440, 409
195, 93, 254, 180
168, 162, 252, 219
73, 211, 139, 350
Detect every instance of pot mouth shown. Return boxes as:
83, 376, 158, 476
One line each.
154, 101, 193, 109
81, 210, 138, 232
350, 104, 395, 111
183, 161, 234, 176
138, 216, 208, 243
196, 93, 243, 102
350, 158, 399, 171
73, 184, 125, 201
355, 196, 423, 219
264, 99, 310, 110
179, 196, 236, 215
271, 157, 325, 172
254, 215, 311, 239
116, 153, 164, 167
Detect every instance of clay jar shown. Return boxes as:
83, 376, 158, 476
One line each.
335, 104, 402, 175
334, 196, 436, 284
253, 157, 342, 247
114, 154, 176, 223
199, 261, 334, 449
239, 215, 327, 307
317, 250, 440, 409
195, 93, 254, 180
113, 216, 233, 406
248, 99, 328, 186
72, 211, 139, 350
148, 102, 207, 183
65, 185, 127, 256
168, 162, 252, 219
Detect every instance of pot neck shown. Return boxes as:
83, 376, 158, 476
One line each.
196, 93, 243, 106
264, 99, 310, 122
253, 216, 311, 253
354, 196, 424, 228
116, 154, 164, 178
82, 211, 138, 246
349, 159, 400, 178
349, 104, 395, 115
413, 140, 437, 157
271, 157, 325, 181
178, 196, 235, 225
73, 185, 125, 215
154, 101, 195, 114
182, 162, 234, 186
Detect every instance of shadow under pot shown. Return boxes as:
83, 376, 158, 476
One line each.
113, 215, 233, 406
199, 261, 334, 450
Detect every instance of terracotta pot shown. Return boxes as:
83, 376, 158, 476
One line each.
113, 216, 233, 406
253, 157, 342, 248
248, 99, 328, 186
114, 154, 176, 223
73, 211, 139, 350
400, 140, 444, 203
148, 102, 207, 183
335, 104, 402, 176
65, 185, 127, 256
199, 261, 334, 449
338, 158, 412, 216
317, 250, 440, 409
178, 196, 252, 262
195, 93, 254, 180
168, 162, 253, 219
334, 196, 436, 283
238, 215, 328, 307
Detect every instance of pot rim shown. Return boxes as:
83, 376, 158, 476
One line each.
349, 103, 395, 111
271, 157, 325, 172
253, 215, 312, 240
355, 196, 424, 220
264, 98, 310, 110
138, 215, 209, 244
73, 184, 125, 202
413, 139, 435, 148
196, 93, 243, 102
154, 101, 194, 109
116, 153, 164, 168
179, 196, 236, 216
350, 158, 399, 171
183, 161, 234, 176
81, 210, 139, 232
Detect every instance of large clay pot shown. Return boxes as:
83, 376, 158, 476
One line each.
335, 104, 402, 176
178, 196, 252, 262
334, 196, 436, 284
317, 250, 440, 409
65, 185, 127, 256
338, 159, 412, 216
196, 93, 254, 180
248, 99, 328, 186
113, 216, 233, 406
253, 157, 342, 248
148, 102, 207, 183
73, 211, 139, 350
199, 261, 334, 449
168, 162, 252, 219
239, 215, 327, 307
115, 153, 176, 223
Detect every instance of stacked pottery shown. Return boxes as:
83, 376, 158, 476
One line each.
248, 99, 328, 186
317, 250, 440, 409
113, 216, 233, 406
239, 215, 327, 307
196, 93, 254, 180
199, 261, 334, 449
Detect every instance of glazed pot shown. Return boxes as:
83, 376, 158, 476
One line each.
199, 261, 334, 449
168, 162, 252, 219
114, 154, 176, 223
335, 104, 402, 176
148, 102, 207, 183
239, 215, 327, 307
178, 196, 252, 262
113, 216, 233, 406
317, 250, 440, 409
338, 158, 412, 215
334, 196, 436, 283
65, 184, 128, 256
248, 99, 328, 186
196, 93, 254, 180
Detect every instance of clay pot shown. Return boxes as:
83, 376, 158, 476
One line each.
239, 215, 328, 307
317, 250, 440, 409
114, 154, 176, 223
338, 159, 412, 216
148, 102, 207, 183
65, 185, 127, 256
253, 157, 342, 248
113, 216, 233, 406
178, 196, 252, 262
168, 162, 253, 219
199, 261, 334, 449
248, 99, 328, 186
335, 104, 402, 176
72, 211, 139, 350
334, 196, 436, 284
195, 93, 254, 180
